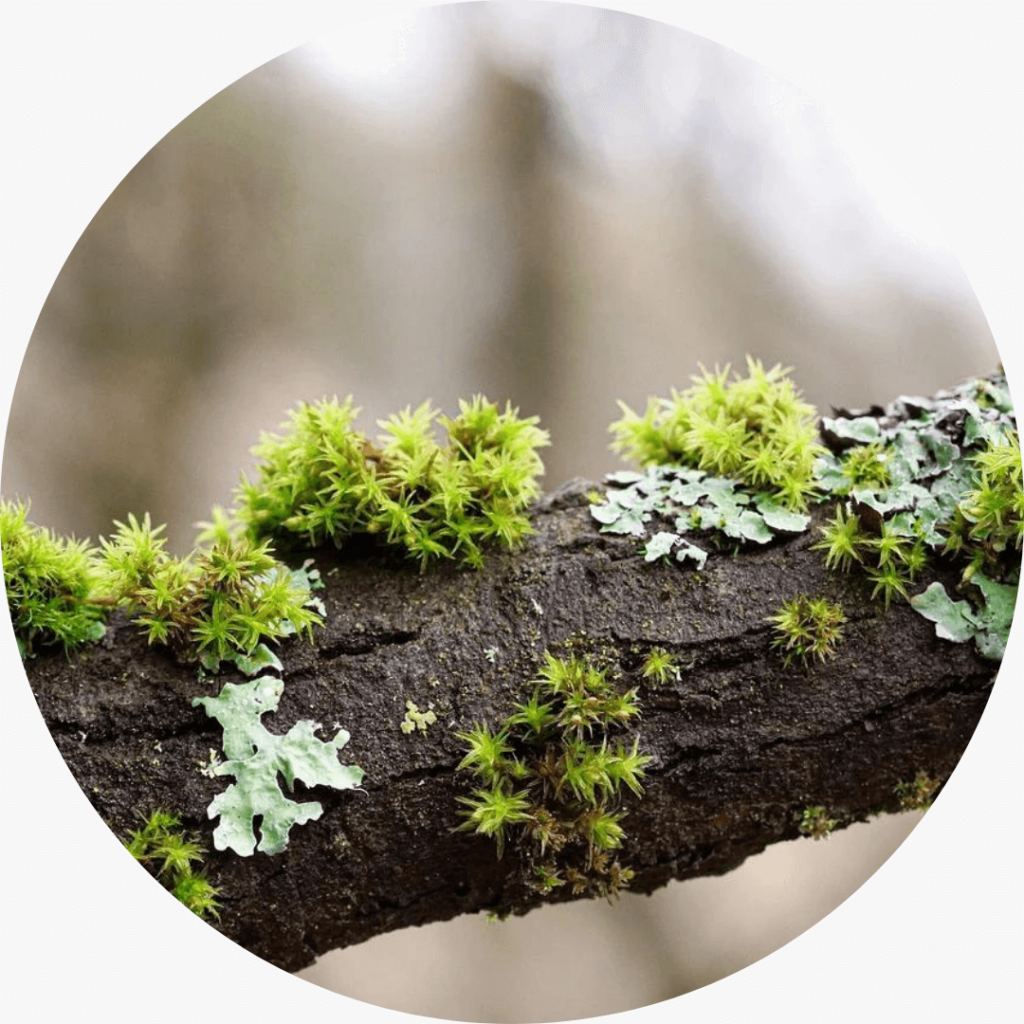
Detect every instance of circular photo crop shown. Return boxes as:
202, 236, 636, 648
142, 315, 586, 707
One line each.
2, 5, 1016, 1023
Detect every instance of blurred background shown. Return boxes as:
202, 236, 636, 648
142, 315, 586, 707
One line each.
1, 2, 998, 1021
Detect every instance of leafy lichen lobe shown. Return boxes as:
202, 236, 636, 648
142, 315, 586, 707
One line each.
193, 675, 364, 857
1, 498, 106, 657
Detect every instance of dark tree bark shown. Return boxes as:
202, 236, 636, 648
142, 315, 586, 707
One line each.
24, 387, 1001, 974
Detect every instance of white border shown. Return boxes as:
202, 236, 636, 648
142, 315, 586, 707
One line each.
1, 4, 1020, 1023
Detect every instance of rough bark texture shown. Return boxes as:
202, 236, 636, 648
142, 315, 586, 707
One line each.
25, 421, 1000, 975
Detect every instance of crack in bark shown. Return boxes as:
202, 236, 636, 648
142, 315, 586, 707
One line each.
318, 629, 421, 660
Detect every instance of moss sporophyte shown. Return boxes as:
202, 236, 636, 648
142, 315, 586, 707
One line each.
456, 652, 650, 902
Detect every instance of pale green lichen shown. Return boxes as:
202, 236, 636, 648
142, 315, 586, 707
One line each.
591, 467, 810, 568
942, 430, 1022, 580
816, 374, 1018, 659
910, 572, 1016, 662
193, 675, 364, 856
400, 700, 437, 735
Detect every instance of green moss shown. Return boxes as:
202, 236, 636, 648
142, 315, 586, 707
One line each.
837, 442, 892, 493
895, 771, 942, 811
797, 805, 836, 840
767, 595, 846, 668
610, 358, 822, 510
641, 647, 680, 685
813, 505, 867, 573
943, 430, 1022, 581
96, 510, 322, 671
1, 498, 107, 658
456, 652, 649, 902
2, 495, 322, 670
814, 374, 1018, 658
234, 395, 549, 570
124, 809, 221, 919
400, 700, 437, 735
812, 508, 928, 610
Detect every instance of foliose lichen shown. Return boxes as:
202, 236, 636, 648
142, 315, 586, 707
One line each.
595, 363, 1018, 662
193, 675, 364, 857
400, 699, 437, 735
816, 373, 1018, 659
590, 466, 810, 569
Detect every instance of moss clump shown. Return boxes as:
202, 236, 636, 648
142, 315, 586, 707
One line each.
797, 805, 836, 840
895, 771, 942, 811
125, 809, 221, 919
234, 395, 550, 570
456, 652, 649, 901
97, 510, 321, 670
836, 442, 892, 493
813, 508, 928, 610
641, 647, 680, 685
944, 431, 1023, 581
814, 375, 1018, 653
610, 358, 822, 510
767, 595, 846, 668
1, 498, 107, 657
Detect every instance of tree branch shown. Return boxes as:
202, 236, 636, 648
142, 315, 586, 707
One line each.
25, 387, 1000, 974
